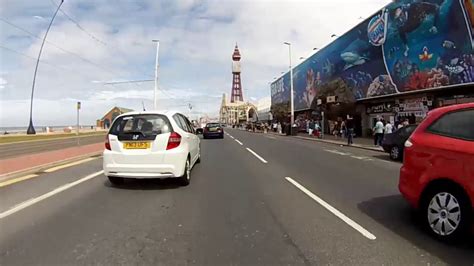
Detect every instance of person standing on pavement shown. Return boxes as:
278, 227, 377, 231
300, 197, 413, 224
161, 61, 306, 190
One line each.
384, 121, 393, 134
277, 122, 282, 134
373, 118, 384, 146
308, 119, 315, 136
346, 115, 354, 145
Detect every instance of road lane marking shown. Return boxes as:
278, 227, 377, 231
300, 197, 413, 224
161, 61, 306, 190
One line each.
0, 174, 38, 188
324, 149, 351, 156
246, 148, 268, 164
229, 135, 235, 139
266, 136, 276, 139
350, 155, 373, 161
43, 157, 97, 173
0, 170, 104, 219
285, 177, 376, 240
235, 139, 243, 145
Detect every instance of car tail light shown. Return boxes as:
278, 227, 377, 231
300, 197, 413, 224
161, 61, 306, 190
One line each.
203, 127, 208, 132
217, 128, 222, 132
404, 139, 413, 148
105, 134, 111, 150
167, 132, 181, 150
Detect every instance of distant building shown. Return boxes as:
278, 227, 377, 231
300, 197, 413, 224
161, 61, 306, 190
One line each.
96, 106, 133, 129
219, 44, 257, 125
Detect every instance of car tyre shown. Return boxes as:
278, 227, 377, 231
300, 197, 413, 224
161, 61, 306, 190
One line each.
389, 146, 401, 161
420, 185, 471, 241
108, 176, 124, 185
178, 158, 191, 186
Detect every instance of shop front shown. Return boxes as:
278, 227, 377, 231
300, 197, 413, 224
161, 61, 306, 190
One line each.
366, 101, 396, 135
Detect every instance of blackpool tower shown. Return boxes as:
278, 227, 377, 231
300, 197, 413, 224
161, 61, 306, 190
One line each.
230, 44, 243, 103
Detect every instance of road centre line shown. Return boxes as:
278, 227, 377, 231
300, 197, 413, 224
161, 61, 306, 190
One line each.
245, 148, 268, 164
284, 176, 376, 240
44, 157, 96, 173
235, 139, 243, 145
0, 174, 38, 188
229, 135, 235, 139
0, 170, 104, 219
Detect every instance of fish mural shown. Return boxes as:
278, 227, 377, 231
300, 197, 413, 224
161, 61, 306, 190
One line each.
419, 46, 434, 61
271, 0, 474, 112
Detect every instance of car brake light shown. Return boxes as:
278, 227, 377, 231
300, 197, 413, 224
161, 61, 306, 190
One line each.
105, 134, 111, 150
203, 127, 208, 132
404, 139, 413, 148
167, 132, 181, 150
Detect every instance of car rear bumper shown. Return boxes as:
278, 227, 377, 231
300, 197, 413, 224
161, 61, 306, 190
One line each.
103, 150, 186, 178
399, 165, 421, 208
203, 132, 223, 137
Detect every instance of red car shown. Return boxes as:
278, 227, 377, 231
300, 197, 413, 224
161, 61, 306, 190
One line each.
399, 102, 474, 241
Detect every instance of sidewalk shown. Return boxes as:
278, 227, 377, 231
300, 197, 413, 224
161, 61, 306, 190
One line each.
266, 130, 384, 152
0, 143, 103, 180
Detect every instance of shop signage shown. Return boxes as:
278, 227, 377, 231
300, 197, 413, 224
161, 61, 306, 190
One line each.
366, 102, 394, 114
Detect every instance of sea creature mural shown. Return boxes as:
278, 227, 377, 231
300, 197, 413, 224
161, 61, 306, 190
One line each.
419, 46, 433, 62
340, 38, 370, 71
392, 1, 442, 57
442, 40, 456, 49
303, 68, 317, 108
366, 75, 398, 97
322, 59, 335, 76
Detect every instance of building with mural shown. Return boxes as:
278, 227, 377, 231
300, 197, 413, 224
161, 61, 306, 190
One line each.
271, 0, 474, 136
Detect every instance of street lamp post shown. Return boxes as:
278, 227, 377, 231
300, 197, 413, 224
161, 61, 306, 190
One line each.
27, 0, 64, 135
152, 40, 160, 110
284, 42, 294, 135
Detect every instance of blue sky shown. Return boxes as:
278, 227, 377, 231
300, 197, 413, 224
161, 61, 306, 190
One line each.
0, 0, 388, 127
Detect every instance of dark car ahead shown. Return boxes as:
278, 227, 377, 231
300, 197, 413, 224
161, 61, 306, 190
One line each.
382, 124, 417, 161
203, 123, 224, 139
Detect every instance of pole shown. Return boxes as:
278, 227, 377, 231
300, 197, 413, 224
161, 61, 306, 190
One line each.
27, 0, 64, 135
152, 40, 160, 110
76, 101, 80, 145
284, 42, 294, 135
321, 111, 325, 139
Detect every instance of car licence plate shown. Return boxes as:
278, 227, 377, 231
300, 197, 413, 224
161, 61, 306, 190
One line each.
209, 128, 217, 132
123, 142, 151, 149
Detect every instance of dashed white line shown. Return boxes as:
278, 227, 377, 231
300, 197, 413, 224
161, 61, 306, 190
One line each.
230, 136, 235, 139
0, 170, 104, 219
285, 176, 376, 240
324, 149, 351, 156
246, 148, 268, 164
235, 139, 243, 145
350, 155, 373, 161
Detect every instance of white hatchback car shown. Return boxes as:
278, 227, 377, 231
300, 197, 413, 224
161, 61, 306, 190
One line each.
103, 111, 201, 186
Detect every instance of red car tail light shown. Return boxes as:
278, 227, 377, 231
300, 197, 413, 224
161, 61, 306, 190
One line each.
105, 134, 111, 150
167, 132, 181, 150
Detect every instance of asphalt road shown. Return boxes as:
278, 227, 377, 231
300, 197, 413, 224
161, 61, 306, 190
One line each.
0, 128, 473, 265
0, 134, 105, 159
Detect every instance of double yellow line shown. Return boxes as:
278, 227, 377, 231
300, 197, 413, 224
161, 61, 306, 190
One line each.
0, 157, 97, 188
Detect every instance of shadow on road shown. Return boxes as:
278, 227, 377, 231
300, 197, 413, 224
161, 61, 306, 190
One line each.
371, 154, 400, 163
358, 195, 474, 265
104, 178, 181, 190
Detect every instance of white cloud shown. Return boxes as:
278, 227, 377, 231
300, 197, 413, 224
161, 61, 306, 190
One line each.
0, 0, 390, 126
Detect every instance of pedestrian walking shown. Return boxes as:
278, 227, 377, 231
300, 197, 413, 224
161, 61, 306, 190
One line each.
277, 122, 282, 134
384, 121, 393, 134
340, 121, 346, 138
346, 115, 354, 145
373, 118, 384, 146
